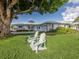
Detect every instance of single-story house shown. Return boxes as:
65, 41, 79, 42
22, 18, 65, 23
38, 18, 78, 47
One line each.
11, 21, 71, 32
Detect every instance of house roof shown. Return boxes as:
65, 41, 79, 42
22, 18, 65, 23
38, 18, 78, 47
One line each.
42, 21, 59, 24
11, 21, 71, 26
11, 22, 41, 26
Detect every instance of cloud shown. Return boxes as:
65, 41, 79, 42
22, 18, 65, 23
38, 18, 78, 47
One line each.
68, 0, 79, 3
62, 6, 79, 22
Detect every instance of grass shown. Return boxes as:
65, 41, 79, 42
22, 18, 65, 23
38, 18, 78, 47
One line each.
0, 33, 79, 59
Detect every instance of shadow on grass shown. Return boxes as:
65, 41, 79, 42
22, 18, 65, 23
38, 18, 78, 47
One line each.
0, 34, 17, 40
0, 33, 30, 40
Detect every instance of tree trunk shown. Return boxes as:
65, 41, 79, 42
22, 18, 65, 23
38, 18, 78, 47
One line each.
0, 0, 17, 38
0, 18, 11, 38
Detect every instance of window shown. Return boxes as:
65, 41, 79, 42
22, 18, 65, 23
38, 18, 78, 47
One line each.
28, 26, 30, 29
37, 26, 40, 29
18, 26, 23, 28
38, 26, 40, 29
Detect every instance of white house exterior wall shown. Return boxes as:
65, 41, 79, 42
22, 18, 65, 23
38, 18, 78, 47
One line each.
53, 24, 59, 30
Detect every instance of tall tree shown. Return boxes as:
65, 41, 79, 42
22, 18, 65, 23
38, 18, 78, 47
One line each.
0, 0, 68, 38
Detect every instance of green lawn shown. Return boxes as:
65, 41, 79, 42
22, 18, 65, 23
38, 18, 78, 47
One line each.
0, 33, 79, 59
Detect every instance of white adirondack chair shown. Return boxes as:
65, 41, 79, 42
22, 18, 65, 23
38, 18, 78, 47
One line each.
27, 31, 39, 44
30, 33, 47, 53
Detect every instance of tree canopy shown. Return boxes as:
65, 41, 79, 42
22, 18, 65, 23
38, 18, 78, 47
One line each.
1, 0, 68, 14
15, 0, 68, 14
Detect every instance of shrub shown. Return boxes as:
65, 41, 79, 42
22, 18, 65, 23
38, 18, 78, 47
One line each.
56, 27, 77, 34
46, 27, 77, 34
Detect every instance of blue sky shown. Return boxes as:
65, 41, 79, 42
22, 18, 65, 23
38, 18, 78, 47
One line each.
12, 0, 79, 24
